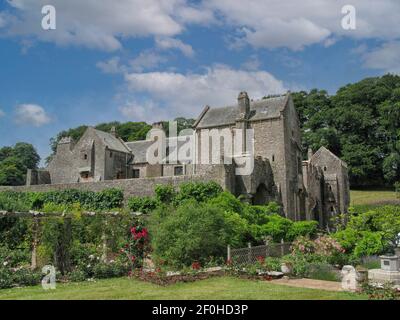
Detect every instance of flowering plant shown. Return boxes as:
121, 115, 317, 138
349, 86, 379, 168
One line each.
120, 224, 151, 270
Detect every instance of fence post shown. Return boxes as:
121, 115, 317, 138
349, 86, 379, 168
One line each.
227, 245, 231, 262
101, 217, 108, 263
248, 242, 252, 264
280, 238, 284, 257
30, 217, 39, 270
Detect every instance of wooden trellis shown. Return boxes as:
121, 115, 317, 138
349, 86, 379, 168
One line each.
0, 210, 141, 273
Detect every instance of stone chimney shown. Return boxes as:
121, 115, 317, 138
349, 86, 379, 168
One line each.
110, 126, 117, 137
152, 121, 164, 130
238, 91, 250, 119
57, 137, 74, 153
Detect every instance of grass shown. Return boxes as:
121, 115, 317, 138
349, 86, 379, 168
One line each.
0, 276, 367, 300
350, 189, 399, 208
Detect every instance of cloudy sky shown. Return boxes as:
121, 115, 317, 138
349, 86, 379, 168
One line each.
0, 0, 399, 162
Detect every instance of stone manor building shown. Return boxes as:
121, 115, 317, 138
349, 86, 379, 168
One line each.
23, 92, 349, 228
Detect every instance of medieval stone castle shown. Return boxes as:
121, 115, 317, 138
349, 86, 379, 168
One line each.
12, 92, 349, 228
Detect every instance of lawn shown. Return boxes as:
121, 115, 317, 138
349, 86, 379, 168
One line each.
350, 189, 399, 207
0, 276, 366, 300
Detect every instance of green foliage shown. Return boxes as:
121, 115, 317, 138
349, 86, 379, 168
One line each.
287, 221, 319, 241
155, 184, 177, 204
292, 74, 400, 186
0, 142, 40, 186
0, 188, 124, 212
353, 231, 385, 258
174, 181, 223, 204
395, 182, 400, 198
127, 196, 159, 214
149, 200, 247, 268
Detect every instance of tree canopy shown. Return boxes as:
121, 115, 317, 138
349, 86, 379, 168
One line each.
0, 142, 40, 186
292, 74, 400, 187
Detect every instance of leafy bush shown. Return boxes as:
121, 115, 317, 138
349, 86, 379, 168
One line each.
155, 184, 177, 204
127, 196, 159, 213
149, 200, 246, 268
92, 261, 130, 279
174, 181, 223, 204
395, 182, 400, 198
287, 221, 319, 241
353, 231, 385, 258
0, 188, 124, 212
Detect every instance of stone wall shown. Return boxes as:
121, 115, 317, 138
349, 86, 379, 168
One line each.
0, 164, 235, 200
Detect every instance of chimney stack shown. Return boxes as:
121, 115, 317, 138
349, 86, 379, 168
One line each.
238, 91, 250, 119
110, 126, 117, 137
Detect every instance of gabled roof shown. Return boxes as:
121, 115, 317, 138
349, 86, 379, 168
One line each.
89, 127, 132, 154
194, 94, 289, 129
311, 146, 348, 168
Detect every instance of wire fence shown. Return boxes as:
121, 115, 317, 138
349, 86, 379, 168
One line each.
228, 241, 292, 265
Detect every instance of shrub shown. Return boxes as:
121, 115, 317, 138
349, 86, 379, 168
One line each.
68, 269, 86, 282
287, 221, 318, 241
208, 192, 244, 215
149, 200, 244, 268
353, 231, 385, 258
395, 182, 400, 198
174, 181, 223, 204
127, 196, 159, 213
256, 214, 293, 242
155, 184, 177, 204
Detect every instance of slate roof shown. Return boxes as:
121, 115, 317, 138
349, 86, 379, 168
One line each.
195, 94, 288, 129
91, 128, 132, 154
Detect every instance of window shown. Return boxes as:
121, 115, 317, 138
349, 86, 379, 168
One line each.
133, 169, 140, 178
174, 166, 183, 176
329, 185, 332, 191
272, 155, 275, 162
80, 172, 89, 179
84, 154, 88, 160
110, 152, 113, 158
324, 166, 327, 171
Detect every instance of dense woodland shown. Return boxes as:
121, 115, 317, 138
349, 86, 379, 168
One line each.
0, 74, 399, 187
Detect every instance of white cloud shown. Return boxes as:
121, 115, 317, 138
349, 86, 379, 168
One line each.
119, 100, 170, 123
3, 1, 400, 52
362, 41, 400, 74
122, 64, 286, 120
96, 57, 126, 74
204, 0, 400, 50
1, 0, 212, 51
155, 37, 194, 57
241, 55, 261, 71
129, 51, 167, 72
15, 104, 52, 127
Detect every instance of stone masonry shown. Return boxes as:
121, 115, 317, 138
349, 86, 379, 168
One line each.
0, 92, 350, 228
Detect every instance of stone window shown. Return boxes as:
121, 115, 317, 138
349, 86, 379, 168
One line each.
84, 154, 88, 160
324, 166, 327, 171
110, 152, 113, 158
272, 155, 275, 162
174, 166, 183, 176
81, 172, 89, 179
133, 169, 140, 178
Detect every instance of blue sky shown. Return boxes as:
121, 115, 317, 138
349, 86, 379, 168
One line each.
0, 0, 399, 164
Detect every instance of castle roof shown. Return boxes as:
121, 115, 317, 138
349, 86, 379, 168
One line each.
90, 127, 132, 154
311, 146, 348, 168
195, 94, 289, 129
